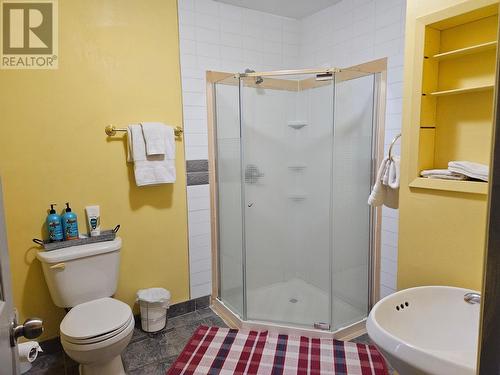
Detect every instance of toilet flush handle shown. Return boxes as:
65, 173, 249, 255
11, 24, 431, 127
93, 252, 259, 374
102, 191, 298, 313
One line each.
50, 263, 65, 270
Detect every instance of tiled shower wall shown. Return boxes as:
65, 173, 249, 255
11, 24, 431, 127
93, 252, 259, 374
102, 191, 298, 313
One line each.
179, 0, 404, 299
179, 0, 300, 299
299, 0, 405, 298
178, 0, 301, 161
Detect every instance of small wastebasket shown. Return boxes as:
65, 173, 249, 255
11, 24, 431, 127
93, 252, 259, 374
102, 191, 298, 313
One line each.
136, 288, 171, 332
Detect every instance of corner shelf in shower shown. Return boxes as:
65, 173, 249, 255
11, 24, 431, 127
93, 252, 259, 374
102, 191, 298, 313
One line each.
288, 193, 307, 202
288, 163, 307, 172
287, 121, 308, 129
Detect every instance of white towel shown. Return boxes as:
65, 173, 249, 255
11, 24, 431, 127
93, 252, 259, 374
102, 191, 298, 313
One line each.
420, 169, 468, 180
368, 156, 399, 209
448, 161, 488, 182
141, 122, 175, 158
382, 155, 400, 189
127, 124, 176, 186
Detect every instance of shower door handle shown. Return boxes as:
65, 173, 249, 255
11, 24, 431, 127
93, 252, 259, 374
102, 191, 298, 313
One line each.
245, 164, 264, 184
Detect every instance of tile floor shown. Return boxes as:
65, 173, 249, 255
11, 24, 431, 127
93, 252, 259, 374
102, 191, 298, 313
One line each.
27, 307, 225, 375
27, 308, 392, 374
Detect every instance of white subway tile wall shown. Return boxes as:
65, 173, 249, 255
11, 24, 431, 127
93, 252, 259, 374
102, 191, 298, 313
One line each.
187, 184, 212, 298
179, 0, 405, 299
179, 0, 301, 299
178, 0, 301, 161
300, 0, 405, 297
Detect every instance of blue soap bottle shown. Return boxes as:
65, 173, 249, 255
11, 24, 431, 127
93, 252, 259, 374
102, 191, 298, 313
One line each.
46, 204, 63, 242
62, 202, 79, 240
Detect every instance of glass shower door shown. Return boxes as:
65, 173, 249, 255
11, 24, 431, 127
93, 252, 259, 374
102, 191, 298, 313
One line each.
241, 74, 334, 329
214, 76, 245, 317
331, 72, 377, 330
214, 69, 379, 332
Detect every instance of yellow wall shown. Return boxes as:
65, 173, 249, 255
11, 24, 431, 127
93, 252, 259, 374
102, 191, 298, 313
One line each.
398, 0, 497, 290
0, 0, 189, 340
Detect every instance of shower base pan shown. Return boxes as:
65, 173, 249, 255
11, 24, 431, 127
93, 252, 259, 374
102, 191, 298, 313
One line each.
212, 278, 367, 340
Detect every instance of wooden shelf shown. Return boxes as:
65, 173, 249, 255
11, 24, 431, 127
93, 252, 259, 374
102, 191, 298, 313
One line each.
432, 41, 497, 60
409, 177, 488, 195
428, 84, 494, 97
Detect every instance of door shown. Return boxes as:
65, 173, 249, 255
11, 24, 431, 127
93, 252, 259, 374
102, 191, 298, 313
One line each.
0, 178, 19, 374
240, 73, 335, 329
330, 72, 377, 330
213, 76, 245, 317
0, 178, 43, 375
478, 14, 500, 373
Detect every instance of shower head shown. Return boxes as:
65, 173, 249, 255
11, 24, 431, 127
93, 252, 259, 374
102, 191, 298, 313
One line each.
244, 68, 264, 85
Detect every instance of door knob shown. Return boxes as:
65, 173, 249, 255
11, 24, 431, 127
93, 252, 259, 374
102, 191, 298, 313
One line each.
10, 317, 44, 346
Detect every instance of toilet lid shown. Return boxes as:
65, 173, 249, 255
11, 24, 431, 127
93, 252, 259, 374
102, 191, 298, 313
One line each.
60, 298, 132, 340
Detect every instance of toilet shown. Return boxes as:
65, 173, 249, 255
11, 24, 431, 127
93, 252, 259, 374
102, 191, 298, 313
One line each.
37, 238, 133, 375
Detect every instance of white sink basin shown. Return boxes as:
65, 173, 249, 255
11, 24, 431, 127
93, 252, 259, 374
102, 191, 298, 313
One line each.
367, 286, 480, 375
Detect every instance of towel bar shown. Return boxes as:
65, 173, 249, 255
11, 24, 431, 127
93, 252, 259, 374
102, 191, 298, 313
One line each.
388, 133, 401, 160
105, 125, 183, 138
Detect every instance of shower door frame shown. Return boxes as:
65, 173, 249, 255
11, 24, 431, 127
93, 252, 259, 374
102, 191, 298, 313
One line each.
206, 58, 388, 339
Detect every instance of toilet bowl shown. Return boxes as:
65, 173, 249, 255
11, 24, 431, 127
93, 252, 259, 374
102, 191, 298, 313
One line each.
60, 297, 134, 375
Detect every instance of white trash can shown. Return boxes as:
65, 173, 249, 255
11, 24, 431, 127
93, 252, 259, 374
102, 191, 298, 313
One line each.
136, 288, 171, 332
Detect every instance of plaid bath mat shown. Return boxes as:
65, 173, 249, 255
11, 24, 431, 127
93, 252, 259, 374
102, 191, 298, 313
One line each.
167, 325, 389, 375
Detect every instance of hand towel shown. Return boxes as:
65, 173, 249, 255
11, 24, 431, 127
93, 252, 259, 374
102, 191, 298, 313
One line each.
383, 155, 400, 189
420, 169, 468, 180
140, 122, 175, 159
368, 156, 399, 209
368, 158, 389, 207
448, 161, 489, 182
127, 124, 176, 186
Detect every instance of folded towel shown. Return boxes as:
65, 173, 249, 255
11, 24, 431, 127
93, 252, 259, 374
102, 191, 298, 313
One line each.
127, 124, 176, 186
420, 169, 468, 180
141, 122, 175, 159
382, 155, 400, 189
448, 161, 488, 182
368, 156, 399, 209
368, 158, 387, 207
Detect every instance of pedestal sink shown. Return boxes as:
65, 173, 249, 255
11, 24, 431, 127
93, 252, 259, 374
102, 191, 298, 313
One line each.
366, 286, 480, 375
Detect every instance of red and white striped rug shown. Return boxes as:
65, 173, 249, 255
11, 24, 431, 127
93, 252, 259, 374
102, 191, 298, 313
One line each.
167, 325, 389, 375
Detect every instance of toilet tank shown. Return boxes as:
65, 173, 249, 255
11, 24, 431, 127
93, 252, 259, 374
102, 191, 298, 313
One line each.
36, 238, 122, 308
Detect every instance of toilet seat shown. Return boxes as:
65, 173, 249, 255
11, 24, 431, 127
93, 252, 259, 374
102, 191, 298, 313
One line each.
60, 297, 133, 345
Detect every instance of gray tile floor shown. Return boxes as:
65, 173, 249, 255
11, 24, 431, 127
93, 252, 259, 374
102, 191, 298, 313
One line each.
27, 308, 393, 374
27, 308, 226, 375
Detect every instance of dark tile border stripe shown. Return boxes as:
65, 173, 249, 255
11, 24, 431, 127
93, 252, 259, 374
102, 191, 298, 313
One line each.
169, 295, 210, 317
187, 171, 209, 186
186, 160, 208, 173
186, 159, 209, 186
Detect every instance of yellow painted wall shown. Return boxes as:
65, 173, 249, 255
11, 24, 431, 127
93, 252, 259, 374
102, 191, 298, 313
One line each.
398, 0, 498, 291
0, 0, 189, 340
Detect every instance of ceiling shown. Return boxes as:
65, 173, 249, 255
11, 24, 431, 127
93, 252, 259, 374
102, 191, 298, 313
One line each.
214, 0, 341, 19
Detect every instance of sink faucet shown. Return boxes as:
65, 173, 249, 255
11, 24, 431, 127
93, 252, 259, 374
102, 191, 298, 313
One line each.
464, 292, 481, 304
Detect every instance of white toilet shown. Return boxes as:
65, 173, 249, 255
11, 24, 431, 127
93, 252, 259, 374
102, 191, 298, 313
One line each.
37, 238, 134, 375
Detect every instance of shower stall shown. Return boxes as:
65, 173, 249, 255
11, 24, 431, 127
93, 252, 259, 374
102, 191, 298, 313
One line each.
207, 59, 386, 336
